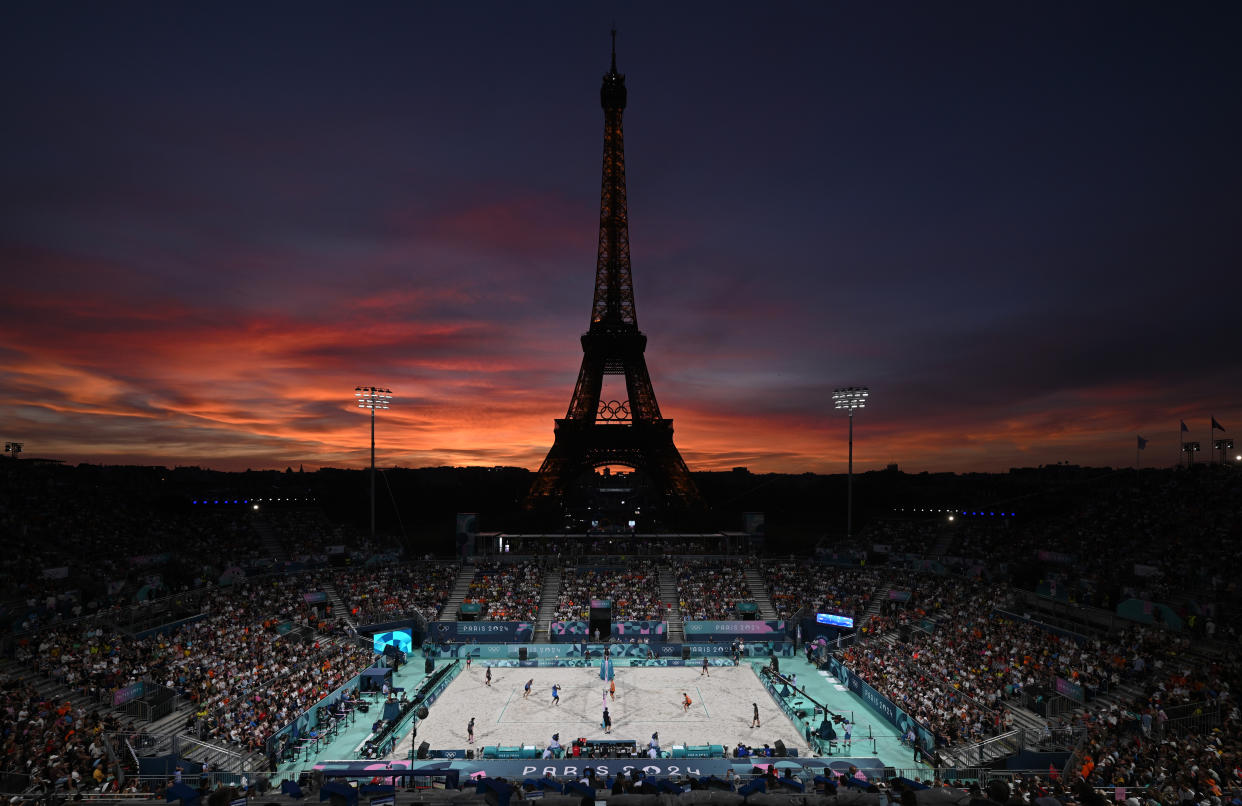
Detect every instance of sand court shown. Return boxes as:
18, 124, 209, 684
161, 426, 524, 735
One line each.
395, 664, 805, 757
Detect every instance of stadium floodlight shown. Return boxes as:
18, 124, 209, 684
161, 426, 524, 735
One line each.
832, 386, 870, 539
355, 386, 393, 542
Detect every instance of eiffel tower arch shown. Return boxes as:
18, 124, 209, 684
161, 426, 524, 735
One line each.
527, 32, 701, 520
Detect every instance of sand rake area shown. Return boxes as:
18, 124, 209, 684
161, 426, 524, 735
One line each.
394, 665, 804, 757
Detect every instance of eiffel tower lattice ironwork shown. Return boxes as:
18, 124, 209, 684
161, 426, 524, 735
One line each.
527, 32, 700, 513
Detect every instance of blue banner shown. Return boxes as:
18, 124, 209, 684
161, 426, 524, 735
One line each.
685, 642, 792, 657
430, 621, 534, 642
682, 620, 786, 639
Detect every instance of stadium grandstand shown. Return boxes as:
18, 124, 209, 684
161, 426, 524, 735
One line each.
1, 460, 1238, 806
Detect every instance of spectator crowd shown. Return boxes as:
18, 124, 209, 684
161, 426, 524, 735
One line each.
552, 561, 663, 622
465, 562, 543, 621
676, 560, 751, 620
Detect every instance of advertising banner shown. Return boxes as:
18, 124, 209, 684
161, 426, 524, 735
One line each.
113, 681, 145, 707
1037, 550, 1075, 565
430, 621, 534, 643
683, 641, 792, 657
1055, 676, 1086, 703
424, 642, 676, 661
827, 658, 935, 755
549, 620, 667, 642
308, 757, 887, 782
421, 642, 792, 662
682, 620, 786, 639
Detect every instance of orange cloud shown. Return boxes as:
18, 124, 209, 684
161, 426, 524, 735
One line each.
2, 243, 1237, 475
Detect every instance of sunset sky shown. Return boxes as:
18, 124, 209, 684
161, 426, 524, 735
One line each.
3, 3, 1240, 474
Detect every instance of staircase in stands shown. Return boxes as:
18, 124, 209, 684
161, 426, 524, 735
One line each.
251, 514, 284, 561
658, 567, 684, 642
861, 584, 889, 625
743, 566, 779, 620
930, 530, 956, 556
439, 565, 476, 622
533, 569, 562, 642
321, 583, 353, 631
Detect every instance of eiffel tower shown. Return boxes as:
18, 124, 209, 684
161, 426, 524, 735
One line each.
527, 32, 700, 516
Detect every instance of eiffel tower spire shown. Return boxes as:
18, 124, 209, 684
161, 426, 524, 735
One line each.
526, 32, 700, 517
593, 25, 633, 329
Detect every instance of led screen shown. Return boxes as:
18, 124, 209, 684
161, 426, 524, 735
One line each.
372, 629, 412, 654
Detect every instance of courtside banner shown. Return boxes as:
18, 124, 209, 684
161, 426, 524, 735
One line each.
309, 757, 886, 781
682, 620, 786, 639
431, 621, 534, 642
550, 620, 668, 642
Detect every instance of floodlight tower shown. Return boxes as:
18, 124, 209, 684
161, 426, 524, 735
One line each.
355, 386, 392, 541
832, 386, 870, 539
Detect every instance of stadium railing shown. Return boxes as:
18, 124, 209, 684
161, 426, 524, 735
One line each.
100, 681, 185, 723
176, 734, 248, 772
1016, 690, 1077, 719
1152, 701, 1221, 740
1035, 724, 1085, 752
942, 727, 1023, 767
1061, 728, 1088, 781
111, 731, 246, 771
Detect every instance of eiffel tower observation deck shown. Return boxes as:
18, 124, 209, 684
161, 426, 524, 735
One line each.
526, 31, 700, 522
